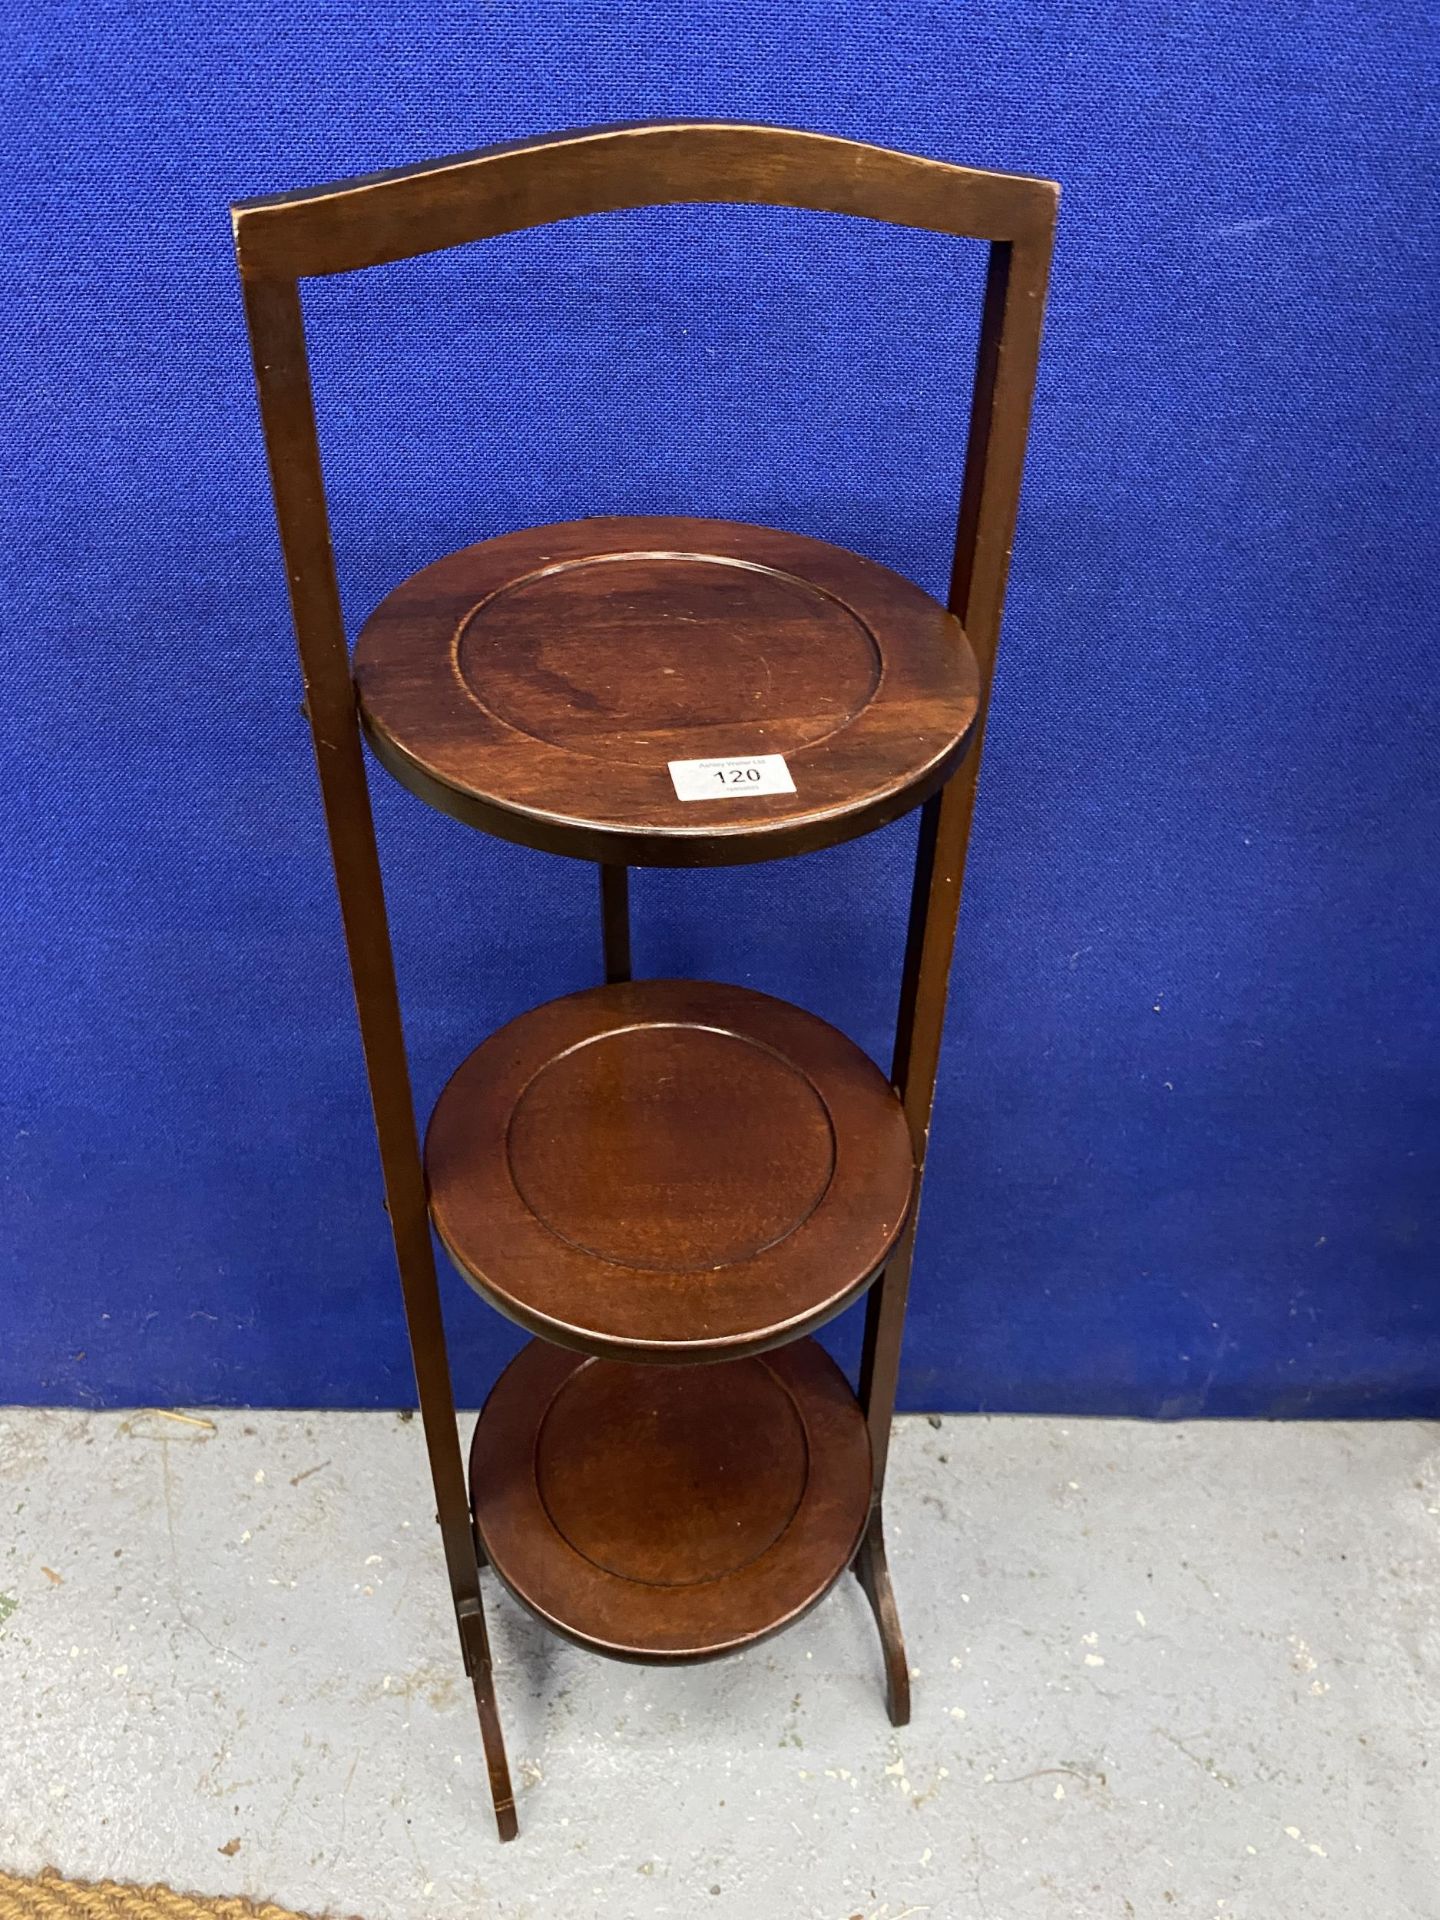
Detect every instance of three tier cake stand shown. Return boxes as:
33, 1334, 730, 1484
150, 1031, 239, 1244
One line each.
234, 121, 1056, 1840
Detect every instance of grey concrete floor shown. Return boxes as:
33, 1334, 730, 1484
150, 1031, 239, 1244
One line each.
1, 1409, 1437, 1920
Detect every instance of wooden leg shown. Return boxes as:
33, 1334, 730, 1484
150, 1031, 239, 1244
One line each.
472, 1668, 518, 1841
855, 1241, 915, 1725
849, 794, 949, 1723
458, 1595, 518, 1840
466, 1508, 516, 1837
853, 1508, 910, 1726
241, 277, 519, 1841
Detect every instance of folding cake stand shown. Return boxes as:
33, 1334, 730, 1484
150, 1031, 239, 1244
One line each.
234, 122, 1056, 1840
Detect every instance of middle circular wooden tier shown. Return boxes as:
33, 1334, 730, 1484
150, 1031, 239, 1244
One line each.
425, 978, 916, 1364
354, 514, 980, 866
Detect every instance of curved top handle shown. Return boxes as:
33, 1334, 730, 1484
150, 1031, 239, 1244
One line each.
232, 120, 1058, 279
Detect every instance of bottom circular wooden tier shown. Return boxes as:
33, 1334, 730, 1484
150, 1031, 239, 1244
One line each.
470, 1337, 873, 1662
427, 978, 915, 1363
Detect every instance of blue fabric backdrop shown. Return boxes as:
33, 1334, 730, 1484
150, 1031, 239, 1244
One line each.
3, 4, 1437, 1415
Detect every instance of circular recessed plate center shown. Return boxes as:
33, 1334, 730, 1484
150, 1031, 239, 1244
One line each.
506, 1024, 835, 1273
457, 553, 881, 766
535, 1358, 810, 1586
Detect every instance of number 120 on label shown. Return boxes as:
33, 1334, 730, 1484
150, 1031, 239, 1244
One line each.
668, 754, 796, 802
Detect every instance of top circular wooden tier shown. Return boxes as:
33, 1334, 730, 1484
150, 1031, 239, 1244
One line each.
355, 516, 981, 866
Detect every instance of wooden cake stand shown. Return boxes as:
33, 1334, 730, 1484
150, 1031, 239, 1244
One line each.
234, 122, 1056, 1841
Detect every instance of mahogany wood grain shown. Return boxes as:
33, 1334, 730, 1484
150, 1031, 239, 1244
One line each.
469, 1336, 872, 1661
354, 517, 979, 866
426, 979, 915, 1363
232, 122, 1057, 279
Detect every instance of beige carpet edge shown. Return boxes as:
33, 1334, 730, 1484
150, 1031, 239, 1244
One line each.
0, 1868, 359, 1920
